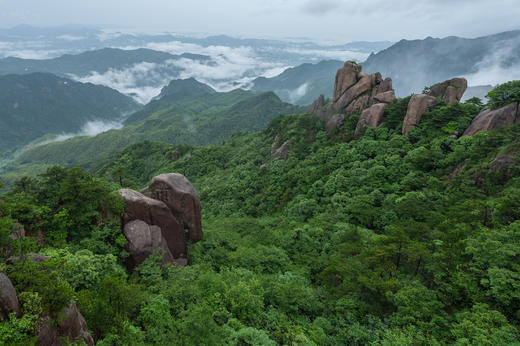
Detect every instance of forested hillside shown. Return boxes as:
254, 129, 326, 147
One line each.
0, 73, 139, 155
1, 79, 520, 344
1, 80, 302, 179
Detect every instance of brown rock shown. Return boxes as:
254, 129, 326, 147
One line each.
123, 220, 175, 267
373, 90, 396, 104
306, 94, 325, 115
355, 103, 388, 138
37, 300, 94, 346
325, 114, 345, 134
463, 102, 520, 136
118, 189, 186, 258
427, 77, 467, 105
272, 140, 291, 160
0, 273, 20, 320
333, 61, 361, 102
344, 95, 369, 115
147, 173, 203, 243
270, 135, 280, 155
336, 74, 372, 110
402, 94, 439, 136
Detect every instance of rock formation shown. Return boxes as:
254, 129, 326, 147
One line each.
307, 61, 395, 124
37, 300, 94, 346
325, 114, 345, 134
427, 77, 467, 105
402, 78, 468, 135
354, 103, 388, 138
0, 273, 20, 320
402, 94, 440, 136
118, 173, 202, 267
463, 102, 520, 136
123, 220, 174, 267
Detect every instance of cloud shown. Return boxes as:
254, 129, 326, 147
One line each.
464, 37, 520, 86
288, 83, 309, 103
301, 0, 342, 15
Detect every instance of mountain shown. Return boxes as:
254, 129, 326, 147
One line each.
0, 48, 210, 77
251, 60, 343, 105
4, 79, 303, 172
0, 72, 139, 154
363, 30, 520, 96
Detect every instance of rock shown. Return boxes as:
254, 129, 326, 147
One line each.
171, 150, 180, 160
0, 273, 20, 320
448, 161, 466, 180
270, 135, 280, 155
463, 102, 520, 136
147, 173, 203, 243
123, 220, 175, 267
402, 94, 439, 136
37, 300, 94, 346
373, 90, 395, 104
174, 258, 189, 267
306, 94, 325, 115
10, 223, 25, 240
344, 95, 369, 115
336, 74, 373, 110
272, 140, 291, 160
325, 114, 345, 134
118, 189, 186, 258
354, 103, 388, 138
7, 253, 50, 265
333, 61, 361, 102
427, 77, 467, 105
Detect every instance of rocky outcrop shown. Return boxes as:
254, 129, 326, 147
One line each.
325, 114, 345, 134
402, 94, 440, 136
427, 77, 467, 105
0, 273, 20, 320
37, 300, 94, 346
10, 223, 25, 240
463, 102, 520, 136
146, 173, 203, 243
123, 220, 174, 267
307, 61, 395, 124
118, 173, 202, 267
119, 189, 186, 258
489, 150, 519, 177
354, 103, 388, 137
401, 78, 468, 136
272, 140, 291, 160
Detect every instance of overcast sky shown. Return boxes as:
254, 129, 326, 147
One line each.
1, 0, 519, 42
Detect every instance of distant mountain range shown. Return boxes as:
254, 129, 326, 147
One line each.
251, 60, 343, 105
0, 73, 139, 155
363, 30, 520, 96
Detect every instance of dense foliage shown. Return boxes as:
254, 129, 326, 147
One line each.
2, 89, 520, 344
487, 80, 520, 109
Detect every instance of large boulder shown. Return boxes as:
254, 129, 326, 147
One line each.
306, 94, 325, 118
402, 94, 439, 136
118, 189, 186, 258
0, 273, 20, 320
427, 77, 468, 106
463, 102, 520, 136
373, 90, 396, 104
147, 173, 203, 243
344, 95, 369, 115
333, 61, 361, 102
355, 103, 388, 137
37, 300, 94, 346
123, 220, 175, 267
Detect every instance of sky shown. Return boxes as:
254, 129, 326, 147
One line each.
1, 0, 519, 42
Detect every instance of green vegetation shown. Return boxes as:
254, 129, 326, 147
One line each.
2, 85, 302, 175
2, 83, 520, 344
487, 80, 520, 109
0, 72, 139, 154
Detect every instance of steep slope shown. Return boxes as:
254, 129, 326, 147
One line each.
0, 72, 139, 153
6, 81, 302, 171
363, 30, 520, 96
251, 60, 343, 105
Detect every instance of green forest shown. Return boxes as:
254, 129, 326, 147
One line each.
1, 81, 520, 345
